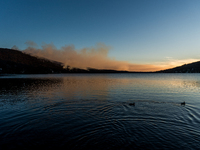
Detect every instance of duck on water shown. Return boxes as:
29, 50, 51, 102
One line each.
129, 102, 135, 106
129, 101, 185, 106
181, 101, 185, 105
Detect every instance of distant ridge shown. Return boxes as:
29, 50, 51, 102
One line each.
1, 48, 199, 74
157, 61, 200, 73
0, 48, 66, 74
0, 48, 132, 74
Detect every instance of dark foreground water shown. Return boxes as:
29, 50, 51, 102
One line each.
0, 73, 200, 149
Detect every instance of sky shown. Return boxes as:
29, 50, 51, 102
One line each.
1, 0, 200, 71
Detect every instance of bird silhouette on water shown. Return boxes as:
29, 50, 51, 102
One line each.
181, 101, 185, 105
129, 102, 135, 106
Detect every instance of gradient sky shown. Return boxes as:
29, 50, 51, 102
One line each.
1, 0, 200, 70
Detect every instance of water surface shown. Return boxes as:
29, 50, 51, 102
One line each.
0, 73, 200, 149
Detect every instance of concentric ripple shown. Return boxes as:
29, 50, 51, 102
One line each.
0, 74, 200, 149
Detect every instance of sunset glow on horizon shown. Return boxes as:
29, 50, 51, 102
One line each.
1, 0, 200, 71
23, 42, 199, 72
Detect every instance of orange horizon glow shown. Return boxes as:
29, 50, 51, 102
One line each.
23, 42, 199, 72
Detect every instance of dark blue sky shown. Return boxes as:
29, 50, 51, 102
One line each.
1, 0, 200, 68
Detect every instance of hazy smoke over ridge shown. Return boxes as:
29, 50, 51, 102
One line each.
23, 42, 163, 72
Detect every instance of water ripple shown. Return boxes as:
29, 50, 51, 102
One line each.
1, 74, 200, 149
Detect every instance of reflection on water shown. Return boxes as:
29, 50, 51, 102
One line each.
0, 73, 200, 149
0, 78, 63, 106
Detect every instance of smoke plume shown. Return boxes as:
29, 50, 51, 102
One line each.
23, 42, 164, 72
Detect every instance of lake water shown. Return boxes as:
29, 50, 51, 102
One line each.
0, 73, 200, 149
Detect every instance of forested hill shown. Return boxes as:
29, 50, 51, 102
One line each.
0, 48, 66, 74
2, 48, 199, 74
157, 61, 200, 73
0, 48, 130, 74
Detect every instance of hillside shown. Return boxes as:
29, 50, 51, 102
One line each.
0, 48, 66, 74
157, 61, 200, 73
0, 48, 130, 74
2, 48, 199, 74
